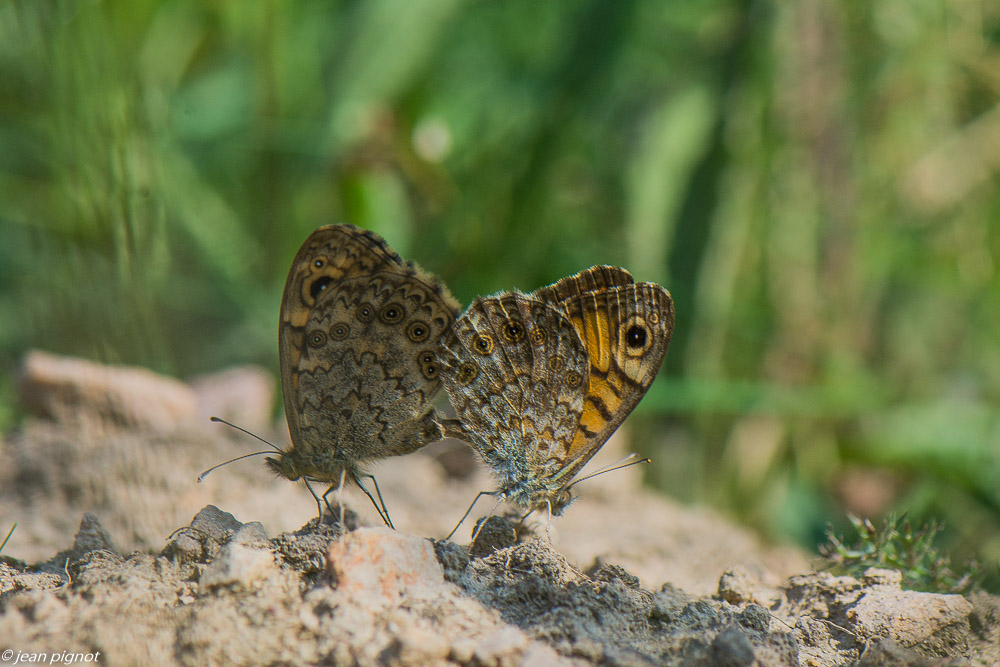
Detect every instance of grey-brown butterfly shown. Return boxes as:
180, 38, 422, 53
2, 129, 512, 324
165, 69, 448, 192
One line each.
441, 266, 673, 526
269, 224, 460, 526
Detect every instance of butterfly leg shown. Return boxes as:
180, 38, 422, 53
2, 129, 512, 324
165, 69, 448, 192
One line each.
352, 472, 394, 530
469, 493, 507, 544
337, 468, 346, 529
446, 490, 492, 540
544, 500, 553, 541
302, 478, 325, 519
448, 490, 506, 541
516, 502, 554, 542
317, 469, 353, 531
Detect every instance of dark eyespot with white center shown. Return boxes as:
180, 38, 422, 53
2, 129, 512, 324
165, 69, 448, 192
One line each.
309, 276, 333, 300
472, 334, 494, 355
379, 303, 405, 325
407, 321, 430, 342
503, 320, 525, 343
307, 330, 327, 348
626, 325, 646, 348
356, 303, 375, 322
330, 322, 350, 340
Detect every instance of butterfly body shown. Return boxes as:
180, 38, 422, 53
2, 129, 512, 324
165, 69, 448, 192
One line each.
271, 225, 459, 496
442, 266, 674, 516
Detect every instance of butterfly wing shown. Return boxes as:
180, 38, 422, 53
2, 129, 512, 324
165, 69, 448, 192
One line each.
533, 264, 636, 301
277, 225, 459, 480
534, 266, 675, 485
280, 225, 413, 444
441, 293, 590, 508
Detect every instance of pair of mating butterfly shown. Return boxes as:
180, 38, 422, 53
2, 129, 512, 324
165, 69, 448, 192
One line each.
213, 224, 674, 536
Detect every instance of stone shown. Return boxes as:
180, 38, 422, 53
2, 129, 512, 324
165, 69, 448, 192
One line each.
230, 521, 269, 548
719, 567, 756, 604
472, 626, 529, 665
189, 365, 275, 436
469, 515, 518, 559
855, 639, 961, 666
709, 625, 756, 667
326, 528, 444, 608
17, 350, 198, 431
72, 513, 116, 556
849, 587, 973, 647
199, 543, 277, 589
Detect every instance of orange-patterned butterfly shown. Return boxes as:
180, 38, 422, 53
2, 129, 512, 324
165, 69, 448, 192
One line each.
440, 266, 673, 524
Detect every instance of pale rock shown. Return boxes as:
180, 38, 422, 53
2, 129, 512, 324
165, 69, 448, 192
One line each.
18, 350, 198, 431
230, 521, 269, 548
326, 527, 444, 608
862, 567, 902, 587
849, 587, 973, 646
199, 543, 277, 589
473, 626, 529, 665
29, 593, 70, 627
393, 626, 450, 663
189, 365, 275, 435
449, 637, 477, 663
521, 643, 575, 666
848, 566, 973, 647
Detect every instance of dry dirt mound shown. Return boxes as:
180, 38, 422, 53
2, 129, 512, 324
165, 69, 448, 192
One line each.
0, 509, 996, 666
0, 352, 997, 665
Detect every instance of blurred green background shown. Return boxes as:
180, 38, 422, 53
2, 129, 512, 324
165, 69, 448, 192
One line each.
1, 1, 998, 586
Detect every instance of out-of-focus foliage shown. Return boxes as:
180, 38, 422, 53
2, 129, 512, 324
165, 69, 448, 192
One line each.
0, 1, 998, 586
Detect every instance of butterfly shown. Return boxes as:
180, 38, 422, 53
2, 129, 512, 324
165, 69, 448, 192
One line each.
268, 224, 460, 525
440, 266, 674, 521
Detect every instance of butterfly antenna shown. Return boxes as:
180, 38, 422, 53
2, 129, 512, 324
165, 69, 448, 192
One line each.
198, 416, 284, 482
209, 416, 283, 452
565, 453, 651, 490
197, 450, 275, 482
0, 522, 16, 554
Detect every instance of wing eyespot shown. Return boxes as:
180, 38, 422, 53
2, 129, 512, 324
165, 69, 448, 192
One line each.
417, 350, 439, 380
379, 303, 405, 325
308, 275, 333, 301
407, 321, 430, 342
626, 325, 646, 348
356, 303, 375, 323
329, 322, 350, 340
472, 334, 494, 355
456, 362, 479, 386
307, 330, 327, 348
620, 316, 654, 356
502, 320, 526, 343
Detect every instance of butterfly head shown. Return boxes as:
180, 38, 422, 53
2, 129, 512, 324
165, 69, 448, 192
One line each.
498, 469, 579, 518
265, 452, 300, 481
547, 487, 577, 516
